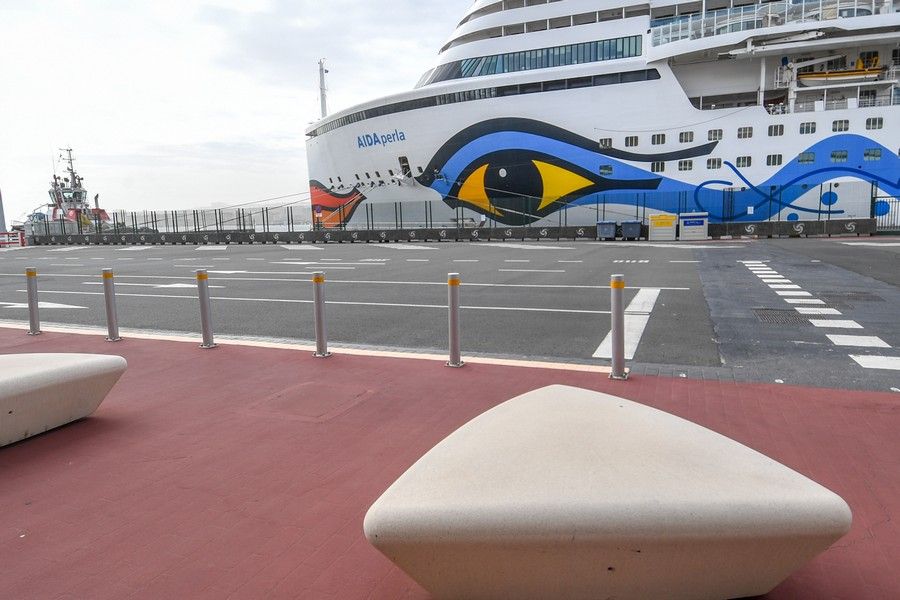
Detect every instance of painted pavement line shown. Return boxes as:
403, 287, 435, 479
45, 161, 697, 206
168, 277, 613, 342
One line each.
0, 319, 613, 374
849, 355, 900, 370
808, 319, 863, 329
504, 259, 531, 263
592, 288, 661, 360
453, 259, 479, 262
784, 298, 825, 305
776, 291, 812, 297
195, 246, 228, 251
761, 279, 791, 283
369, 244, 439, 250
281, 245, 323, 250
840, 242, 900, 247
795, 307, 841, 315
480, 243, 573, 250
20, 289, 612, 315
768, 284, 801, 289
827, 335, 890, 348
406, 259, 430, 262
558, 260, 583, 263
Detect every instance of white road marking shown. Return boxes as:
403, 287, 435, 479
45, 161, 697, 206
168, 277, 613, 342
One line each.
849, 355, 900, 370
406, 259, 430, 262
593, 288, 660, 360
480, 243, 573, 250
808, 319, 863, 329
498, 268, 565, 273
371, 244, 438, 250
64, 257, 80, 260
282, 245, 322, 250
590, 242, 746, 248
768, 284, 801, 289
272, 261, 379, 267
840, 242, 900, 247
558, 260, 583, 263
116, 258, 134, 261
827, 335, 890, 348
83, 282, 224, 289
776, 291, 812, 297
795, 307, 841, 315
453, 259, 479, 263
91, 257, 105, 260
613, 259, 649, 263
196, 246, 227, 251
320, 258, 343, 262
117, 246, 154, 251
762, 279, 791, 284
754, 271, 779, 276
47, 247, 86, 252
504, 259, 530, 263
246, 258, 265, 261
24, 289, 610, 315
784, 298, 825, 305
1, 301, 87, 309
147, 258, 163, 261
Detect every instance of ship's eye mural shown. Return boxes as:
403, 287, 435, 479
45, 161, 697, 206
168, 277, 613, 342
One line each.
309, 180, 366, 228
417, 118, 668, 225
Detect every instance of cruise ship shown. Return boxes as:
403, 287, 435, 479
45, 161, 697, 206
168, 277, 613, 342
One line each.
305, 0, 899, 227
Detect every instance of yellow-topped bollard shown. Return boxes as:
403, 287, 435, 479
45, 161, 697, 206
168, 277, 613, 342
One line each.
195, 269, 216, 349
312, 271, 331, 357
102, 268, 122, 341
447, 273, 463, 368
609, 274, 627, 380
25, 267, 40, 335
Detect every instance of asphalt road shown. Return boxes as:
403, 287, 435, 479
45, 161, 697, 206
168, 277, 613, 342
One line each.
1, 236, 898, 391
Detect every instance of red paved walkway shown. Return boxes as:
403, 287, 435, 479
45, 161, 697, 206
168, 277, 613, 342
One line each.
1, 327, 897, 599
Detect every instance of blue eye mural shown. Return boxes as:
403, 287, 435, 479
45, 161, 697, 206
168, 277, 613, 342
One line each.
416, 118, 899, 225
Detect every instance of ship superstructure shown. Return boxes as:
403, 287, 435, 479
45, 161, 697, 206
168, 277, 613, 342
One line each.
305, 0, 899, 227
28, 148, 109, 230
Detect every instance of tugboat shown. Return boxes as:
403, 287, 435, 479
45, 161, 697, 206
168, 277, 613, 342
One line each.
27, 148, 110, 231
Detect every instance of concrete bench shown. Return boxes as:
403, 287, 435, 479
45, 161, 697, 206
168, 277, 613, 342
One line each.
1, 353, 127, 447
364, 384, 851, 600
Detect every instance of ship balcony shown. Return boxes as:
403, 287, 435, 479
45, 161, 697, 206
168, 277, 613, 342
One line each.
651, 0, 897, 46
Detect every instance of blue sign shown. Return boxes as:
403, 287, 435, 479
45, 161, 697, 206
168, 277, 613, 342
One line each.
682, 219, 704, 226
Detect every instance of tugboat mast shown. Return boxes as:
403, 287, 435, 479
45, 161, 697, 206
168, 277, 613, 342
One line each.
318, 58, 328, 119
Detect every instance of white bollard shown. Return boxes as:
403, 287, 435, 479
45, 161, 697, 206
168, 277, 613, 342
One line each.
102, 269, 122, 341
25, 267, 40, 335
609, 274, 628, 380
196, 269, 216, 349
447, 273, 463, 367
312, 271, 331, 357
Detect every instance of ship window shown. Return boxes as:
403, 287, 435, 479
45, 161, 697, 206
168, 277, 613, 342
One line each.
375, 171, 381, 177
365, 172, 371, 179
337, 176, 342, 182
798, 152, 815, 164
388, 169, 394, 176
594, 73, 620, 85
600, 165, 613, 175
355, 174, 360, 180
679, 131, 694, 143
572, 12, 597, 25
417, 166, 424, 174
567, 76, 592, 88
651, 161, 665, 172
525, 19, 547, 32
503, 23, 524, 35
832, 120, 849, 132
543, 79, 566, 91
625, 136, 638, 147
799, 122, 816, 134
830, 150, 848, 163
549, 16, 571, 29
736, 156, 752, 167
651, 134, 665, 145
620, 70, 645, 83
398, 157, 412, 178
767, 124, 784, 137
707, 158, 722, 169
864, 148, 882, 161
737, 127, 753, 139
708, 129, 723, 141
328, 177, 333, 184
599, 138, 612, 148
866, 117, 883, 130
766, 154, 783, 166
859, 51, 878, 68
678, 160, 693, 171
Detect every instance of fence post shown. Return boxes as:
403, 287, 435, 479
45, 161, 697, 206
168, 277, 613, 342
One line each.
102, 268, 122, 341
447, 273, 463, 367
312, 271, 331, 357
25, 267, 40, 335
196, 269, 216, 348
609, 274, 627, 380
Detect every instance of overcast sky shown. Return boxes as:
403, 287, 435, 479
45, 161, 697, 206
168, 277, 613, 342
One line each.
0, 0, 470, 226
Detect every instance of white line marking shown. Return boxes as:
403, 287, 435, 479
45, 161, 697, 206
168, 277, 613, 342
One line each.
281, 245, 323, 251
593, 288, 660, 360
47, 247, 87, 252
558, 260, 583, 263
271, 262, 377, 267
406, 259, 429, 262
826, 335, 890, 348
147, 258, 163, 261
320, 258, 343, 262
116, 258, 134, 261
795, 307, 841, 315
504, 259, 530, 263
760, 278, 790, 283
768, 284, 801, 289
371, 244, 438, 250
840, 242, 900, 247
453, 259, 479, 262
246, 258, 265, 261
498, 269, 565, 273
849, 355, 900, 370
808, 319, 862, 329
117, 246, 154, 251
196, 246, 227, 251
776, 291, 812, 297
480, 243, 574, 250
1, 301, 87, 309
784, 298, 825, 305
82, 282, 225, 289
23, 289, 610, 315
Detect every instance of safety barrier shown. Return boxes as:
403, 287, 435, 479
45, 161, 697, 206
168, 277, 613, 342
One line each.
26, 218, 875, 246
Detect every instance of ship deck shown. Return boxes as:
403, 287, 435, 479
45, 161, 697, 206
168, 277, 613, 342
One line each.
1, 325, 898, 599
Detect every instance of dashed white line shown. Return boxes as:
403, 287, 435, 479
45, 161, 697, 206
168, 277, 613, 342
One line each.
196, 246, 228, 251
371, 244, 439, 250
795, 307, 841, 315
849, 355, 900, 370
776, 291, 812, 297
406, 259, 430, 262
453, 259, 479, 263
808, 319, 863, 329
504, 259, 530, 263
826, 335, 890, 348
784, 298, 825, 305
558, 260, 583, 263
768, 284, 801, 289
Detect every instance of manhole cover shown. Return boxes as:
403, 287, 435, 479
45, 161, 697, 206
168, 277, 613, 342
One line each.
752, 308, 810, 324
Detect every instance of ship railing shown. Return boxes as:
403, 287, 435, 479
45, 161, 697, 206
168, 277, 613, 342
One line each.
651, 0, 890, 46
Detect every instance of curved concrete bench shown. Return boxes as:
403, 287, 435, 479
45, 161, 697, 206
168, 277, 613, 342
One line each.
1, 353, 127, 447
365, 384, 851, 600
